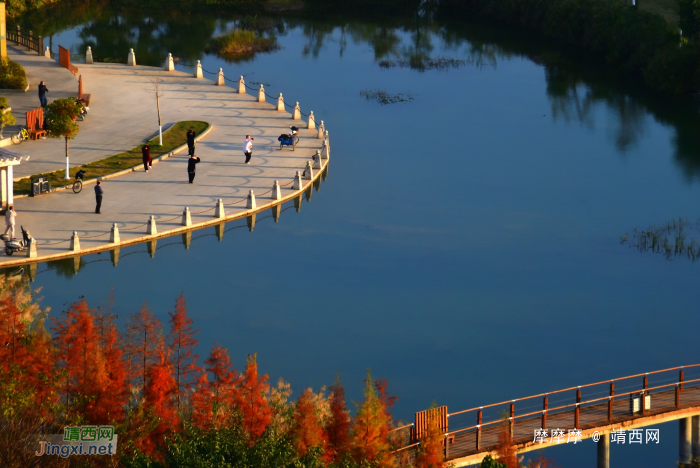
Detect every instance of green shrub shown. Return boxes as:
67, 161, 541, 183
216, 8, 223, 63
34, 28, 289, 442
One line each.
0, 58, 27, 90
207, 29, 280, 62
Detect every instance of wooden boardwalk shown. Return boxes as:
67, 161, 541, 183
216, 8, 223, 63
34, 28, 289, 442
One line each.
395, 365, 700, 466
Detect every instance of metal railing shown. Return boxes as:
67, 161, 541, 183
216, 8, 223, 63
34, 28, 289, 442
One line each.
7, 26, 43, 55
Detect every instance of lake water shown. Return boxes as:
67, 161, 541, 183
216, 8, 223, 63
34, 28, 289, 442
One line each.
12, 7, 700, 467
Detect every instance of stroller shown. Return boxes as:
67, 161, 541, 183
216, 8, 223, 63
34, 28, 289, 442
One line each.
278, 126, 300, 151
2, 226, 31, 256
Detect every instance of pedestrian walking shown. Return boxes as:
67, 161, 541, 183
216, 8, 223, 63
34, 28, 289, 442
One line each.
243, 135, 254, 164
187, 154, 200, 184
142, 144, 152, 172
187, 128, 196, 156
4, 205, 16, 239
95, 180, 103, 214
38, 81, 49, 107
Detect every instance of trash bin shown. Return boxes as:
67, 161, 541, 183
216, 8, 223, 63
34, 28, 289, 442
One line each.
30, 177, 50, 197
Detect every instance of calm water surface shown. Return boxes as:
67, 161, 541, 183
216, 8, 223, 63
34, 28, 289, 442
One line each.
11, 10, 700, 467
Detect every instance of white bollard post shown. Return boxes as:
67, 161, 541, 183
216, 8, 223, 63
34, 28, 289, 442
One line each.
182, 207, 192, 226
85, 46, 93, 64
303, 161, 313, 180
292, 102, 301, 120
194, 60, 203, 78
307, 111, 316, 129
216, 68, 225, 86
110, 223, 120, 243
313, 150, 322, 169
70, 231, 80, 251
147, 215, 157, 235
257, 84, 265, 102
246, 190, 256, 210
215, 199, 225, 218
44, 46, 51, 58
165, 53, 175, 71
317, 121, 325, 139
325, 130, 330, 145
293, 171, 302, 190
277, 93, 285, 111
321, 139, 330, 160
127, 48, 136, 66
271, 180, 281, 200
238, 76, 246, 94
26, 237, 37, 258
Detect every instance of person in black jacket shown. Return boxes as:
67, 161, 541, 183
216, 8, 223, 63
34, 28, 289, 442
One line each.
187, 154, 200, 183
94, 180, 103, 213
186, 128, 196, 156
38, 81, 49, 107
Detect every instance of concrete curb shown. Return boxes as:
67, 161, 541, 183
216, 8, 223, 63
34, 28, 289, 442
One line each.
0, 157, 329, 267
12, 123, 214, 197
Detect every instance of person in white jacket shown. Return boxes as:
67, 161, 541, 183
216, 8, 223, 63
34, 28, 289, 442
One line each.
4, 206, 16, 239
243, 135, 254, 164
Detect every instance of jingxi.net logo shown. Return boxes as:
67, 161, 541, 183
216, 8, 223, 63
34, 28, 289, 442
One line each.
32, 426, 118, 458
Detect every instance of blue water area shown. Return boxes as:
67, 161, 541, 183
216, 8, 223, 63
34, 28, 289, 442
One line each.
14, 13, 700, 467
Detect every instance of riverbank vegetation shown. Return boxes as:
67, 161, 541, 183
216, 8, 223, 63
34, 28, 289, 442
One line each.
208, 29, 280, 62
0, 281, 414, 467
436, 0, 700, 95
14, 121, 208, 195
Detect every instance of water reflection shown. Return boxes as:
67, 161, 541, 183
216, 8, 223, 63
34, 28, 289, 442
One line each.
2, 203, 300, 282
622, 218, 700, 262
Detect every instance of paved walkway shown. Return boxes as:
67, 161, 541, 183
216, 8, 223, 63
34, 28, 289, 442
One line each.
0, 48, 327, 266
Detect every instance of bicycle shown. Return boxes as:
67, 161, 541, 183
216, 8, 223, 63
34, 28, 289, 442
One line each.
72, 169, 85, 193
10, 126, 29, 145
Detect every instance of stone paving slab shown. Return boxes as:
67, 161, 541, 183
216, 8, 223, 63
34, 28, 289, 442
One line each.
0, 57, 326, 266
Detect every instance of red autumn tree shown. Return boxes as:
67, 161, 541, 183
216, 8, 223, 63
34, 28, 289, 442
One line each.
94, 308, 128, 424
414, 416, 444, 468
291, 388, 329, 459
142, 347, 178, 454
52, 300, 109, 423
495, 422, 519, 468
239, 353, 272, 443
167, 293, 200, 412
351, 370, 394, 468
191, 344, 241, 429
126, 303, 163, 398
327, 376, 351, 461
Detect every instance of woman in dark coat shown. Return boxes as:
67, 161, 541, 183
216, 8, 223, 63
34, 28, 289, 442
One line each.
187, 154, 200, 183
142, 145, 152, 172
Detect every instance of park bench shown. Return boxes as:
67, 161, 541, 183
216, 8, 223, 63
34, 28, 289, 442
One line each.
25, 108, 45, 140
78, 75, 90, 107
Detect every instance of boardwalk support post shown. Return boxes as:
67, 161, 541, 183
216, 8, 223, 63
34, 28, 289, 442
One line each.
676, 383, 681, 409
680, 367, 685, 390
277, 93, 285, 111
444, 434, 449, 459
597, 433, 609, 468
293, 171, 302, 190
318, 121, 325, 139
165, 53, 175, 71
542, 395, 548, 429
307, 111, 316, 129
509, 402, 514, 438
238, 76, 245, 93
85, 46, 93, 64
216, 68, 225, 86
182, 207, 192, 226
258, 84, 265, 102
194, 60, 203, 78
608, 381, 615, 422
303, 161, 313, 180
271, 180, 281, 200
692, 416, 700, 460
127, 48, 136, 66
680, 417, 692, 467
292, 102, 301, 120
575, 387, 581, 429
476, 409, 482, 450
26, 237, 36, 258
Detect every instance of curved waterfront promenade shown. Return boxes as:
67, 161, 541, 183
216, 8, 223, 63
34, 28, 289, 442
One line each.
0, 48, 328, 267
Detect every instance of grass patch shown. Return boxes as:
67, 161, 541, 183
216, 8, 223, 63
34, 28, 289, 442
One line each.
14, 120, 208, 196
207, 30, 280, 63
0, 58, 27, 90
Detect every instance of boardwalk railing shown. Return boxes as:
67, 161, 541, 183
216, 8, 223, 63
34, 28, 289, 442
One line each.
395, 364, 700, 464
7, 26, 43, 55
